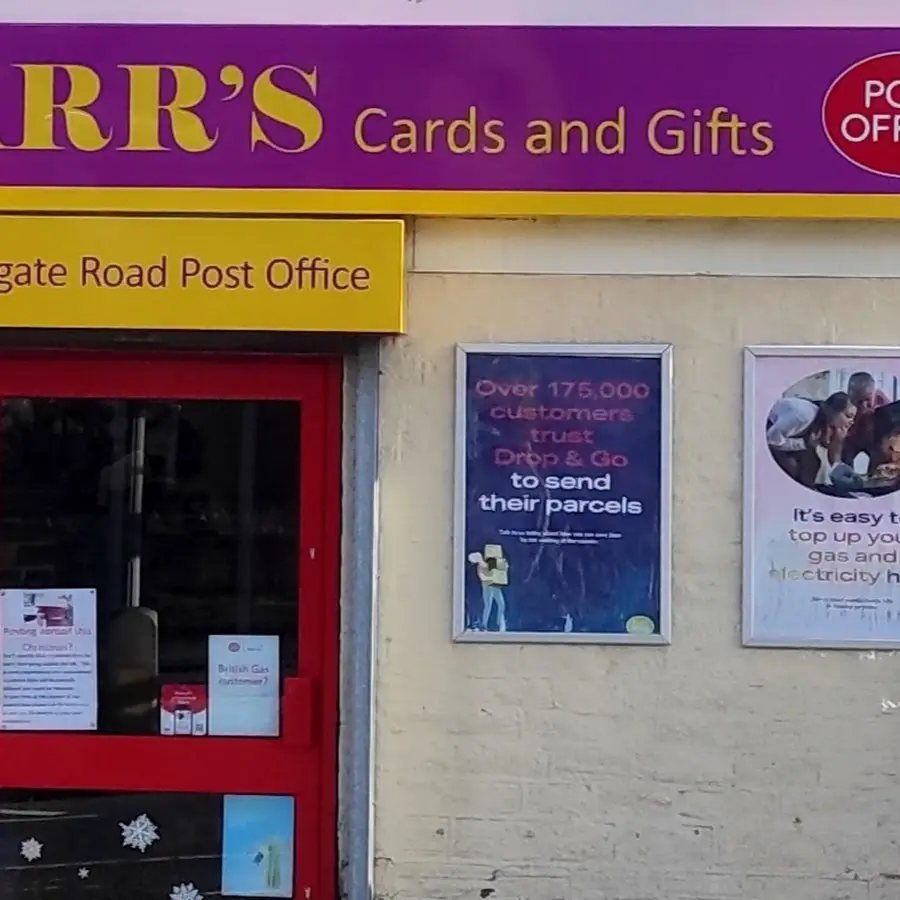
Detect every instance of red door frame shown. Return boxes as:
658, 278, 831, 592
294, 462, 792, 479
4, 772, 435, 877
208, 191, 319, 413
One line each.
0, 350, 342, 900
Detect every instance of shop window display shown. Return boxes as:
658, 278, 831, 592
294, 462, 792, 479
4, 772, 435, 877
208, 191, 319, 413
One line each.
0, 399, 300, 735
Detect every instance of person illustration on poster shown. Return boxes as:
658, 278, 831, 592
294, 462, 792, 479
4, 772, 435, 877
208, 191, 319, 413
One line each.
765, 368, 900, 498
253, 839, 283, 892
765, 391, 860, 492
467, 545, 509, 632
843, 371, 890, 464
868, 403, 900, 480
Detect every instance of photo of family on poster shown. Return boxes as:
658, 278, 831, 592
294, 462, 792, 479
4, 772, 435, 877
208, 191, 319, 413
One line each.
766, 369, 900, 498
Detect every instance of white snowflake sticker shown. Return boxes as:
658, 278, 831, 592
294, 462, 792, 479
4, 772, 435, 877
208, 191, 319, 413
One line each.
170, 883, 202, 900
20, 838, 42, 862
119, 813, 160, 852
77, 867, 89, 879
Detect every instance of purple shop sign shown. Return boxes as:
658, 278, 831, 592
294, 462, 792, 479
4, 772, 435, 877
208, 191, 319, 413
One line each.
0, 24, 897, 195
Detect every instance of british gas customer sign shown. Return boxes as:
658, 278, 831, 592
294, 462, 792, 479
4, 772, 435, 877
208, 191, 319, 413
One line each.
0, 216, 405, 333
1, 25, 900, 218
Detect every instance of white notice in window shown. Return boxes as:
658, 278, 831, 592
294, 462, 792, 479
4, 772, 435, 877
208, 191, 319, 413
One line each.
0, 588, 98, 731
208, 635, 279, 737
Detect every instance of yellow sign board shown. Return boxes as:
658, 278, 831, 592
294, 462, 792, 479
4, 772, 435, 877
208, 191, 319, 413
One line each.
0, 216, 405, 334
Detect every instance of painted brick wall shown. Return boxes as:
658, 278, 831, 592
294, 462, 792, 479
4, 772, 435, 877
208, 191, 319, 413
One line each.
375, 271, 900, 900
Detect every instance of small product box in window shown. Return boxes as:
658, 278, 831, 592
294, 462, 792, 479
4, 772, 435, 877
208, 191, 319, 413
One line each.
160, 684, 208, 736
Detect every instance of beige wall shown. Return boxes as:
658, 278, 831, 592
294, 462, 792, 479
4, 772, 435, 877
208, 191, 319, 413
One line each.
374, 267, 900, 900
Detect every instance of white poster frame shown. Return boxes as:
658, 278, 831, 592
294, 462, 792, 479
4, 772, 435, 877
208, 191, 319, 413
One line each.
743, 344, 900, 649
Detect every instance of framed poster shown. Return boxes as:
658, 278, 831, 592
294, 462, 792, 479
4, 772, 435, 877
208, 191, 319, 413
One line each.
453, 343, 672, 644
208, 635, 280, 736
0, 588, 98, 731
222, 794, 295, 898
744, 346, 900, 648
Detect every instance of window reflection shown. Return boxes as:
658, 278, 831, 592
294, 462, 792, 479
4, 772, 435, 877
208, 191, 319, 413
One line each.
0, 399, 300, 735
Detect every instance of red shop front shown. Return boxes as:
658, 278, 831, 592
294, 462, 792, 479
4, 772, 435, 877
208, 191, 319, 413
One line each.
0, 216, 404, 899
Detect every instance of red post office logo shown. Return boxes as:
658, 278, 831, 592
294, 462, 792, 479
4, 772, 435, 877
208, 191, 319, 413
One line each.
823, 51, 900, 177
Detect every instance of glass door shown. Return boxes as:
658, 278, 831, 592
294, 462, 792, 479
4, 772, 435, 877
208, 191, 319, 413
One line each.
0, 352, 340, 900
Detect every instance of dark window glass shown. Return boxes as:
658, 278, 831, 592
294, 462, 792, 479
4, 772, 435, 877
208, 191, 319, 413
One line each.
0, 399, 300, 734
0, 788, 295, 898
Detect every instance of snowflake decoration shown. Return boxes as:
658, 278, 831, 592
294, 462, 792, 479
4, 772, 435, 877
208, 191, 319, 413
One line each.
20, 838, 42, 862
77, 868, 89, 879
170, 883, 202, 900
119, 813, 160, 852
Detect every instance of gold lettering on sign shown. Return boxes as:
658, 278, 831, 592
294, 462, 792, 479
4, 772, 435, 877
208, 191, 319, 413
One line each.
15, 64, 111, 151
0, 60, 332, 153
251, 65, 323, 153
119, 65, 217, 152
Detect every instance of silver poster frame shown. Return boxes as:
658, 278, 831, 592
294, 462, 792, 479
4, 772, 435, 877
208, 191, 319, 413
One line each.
743, 344, 900, 649
452, 342, 673, 645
